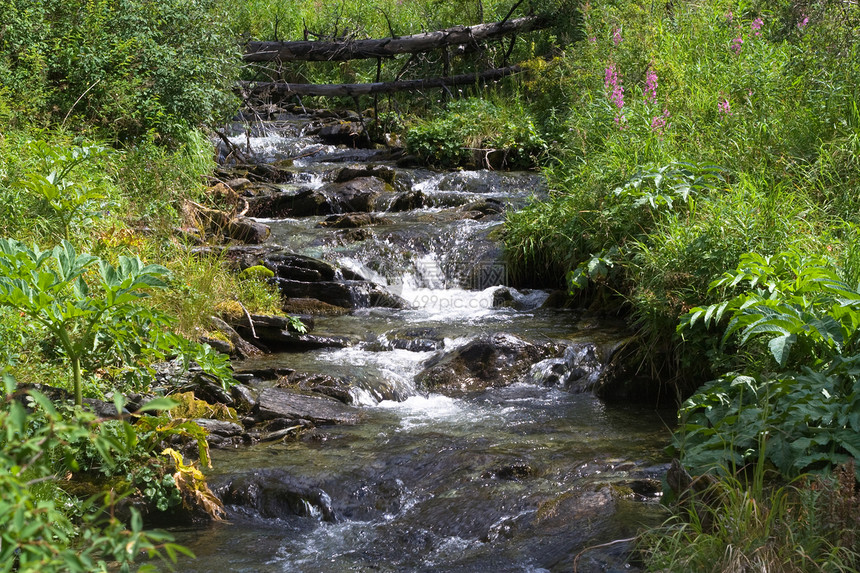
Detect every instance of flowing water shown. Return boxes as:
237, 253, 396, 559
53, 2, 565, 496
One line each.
167, 115, 672, 572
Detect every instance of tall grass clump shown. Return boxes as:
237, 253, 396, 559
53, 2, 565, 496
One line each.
639, 463, 860, 572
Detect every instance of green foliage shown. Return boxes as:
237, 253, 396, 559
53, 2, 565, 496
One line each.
16, 141, 112, 241
0, 239, 170, 405
613, 162, 725, 212
406, 98, 547, 168
505, 0, 858, 385
238, 265, 275, 281
675, 250, 860, 481
0, 375, 192, 572
0, 0, 239, 142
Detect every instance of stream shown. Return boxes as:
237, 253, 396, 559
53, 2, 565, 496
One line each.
167, 112, 672, 572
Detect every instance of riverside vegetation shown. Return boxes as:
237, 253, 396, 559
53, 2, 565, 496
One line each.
0, 0, 858, 571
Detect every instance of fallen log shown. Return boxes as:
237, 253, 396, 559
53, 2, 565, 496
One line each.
244, 16, 548, 62
238, 65, 523, 98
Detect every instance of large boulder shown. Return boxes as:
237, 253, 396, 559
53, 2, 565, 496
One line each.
318, 176, 389, 213
334, 165, 396, 186
415, 333, 561, 394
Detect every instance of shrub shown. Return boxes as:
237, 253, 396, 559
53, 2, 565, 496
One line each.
0, 0, 239, 142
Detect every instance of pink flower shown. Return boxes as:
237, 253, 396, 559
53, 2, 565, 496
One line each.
589, 37, 597, 43
651, 109, 671, 135
798, 14, 809, 29
731, 36, 744, 54
605, 64, 626, 128
718, 98, 732, 115
643, 69, 658, 104
612, 27, 623, 46
751, 18, 763, 37
726, 10, 733, 23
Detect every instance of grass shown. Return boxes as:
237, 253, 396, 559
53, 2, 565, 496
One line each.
638, 462, 860, 572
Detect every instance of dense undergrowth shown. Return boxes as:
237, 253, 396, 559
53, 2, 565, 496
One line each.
0, 0, 270, 568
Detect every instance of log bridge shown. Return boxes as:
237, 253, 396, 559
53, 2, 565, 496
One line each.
239, 15, 549, 99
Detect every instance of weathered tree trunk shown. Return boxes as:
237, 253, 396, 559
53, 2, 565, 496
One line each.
244, 16, 548, 62
238, 65, 522, 98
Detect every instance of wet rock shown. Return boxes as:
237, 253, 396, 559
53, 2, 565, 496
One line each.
278, 372, 354, 404
199, 335, 233, 355
222, 177, 251, 191
231, 315, 352, 352
317, 177, 389, 213
334, 165, 396, 186
415, 333, 561, 394
459, 198, 505, 218
229, 384, 258, 413
313, 120, 366, 146
82, 397, 123, 418
193, 418, 244, 438
395, 154, 423, 168
245, 188, 324, 218
209, 316, 264, 359
282, 297, 350, 316
226, 217, 270, 244
271, 278, 353, 308
237, 181, 282, 197
261, 425, 306, 442
256, 387, 360, 425
388, 189, 427, 211
527, 342, 613, 393
232, 366, 295, 381
272, 278, 407, 310
334, 227, 373, 244
215, 470, 338, 522
482, 462, 534, 481
318, 213, 392, 228
492, 287, 550, 311
387, 327, 445, 352
265, 253, 337, 281
182, 202, 269, 244
181, 375, 235, 407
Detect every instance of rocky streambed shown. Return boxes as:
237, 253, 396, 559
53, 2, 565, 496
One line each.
162, 108, 672, 572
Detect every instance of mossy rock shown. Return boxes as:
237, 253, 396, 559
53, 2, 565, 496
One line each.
239, 265, 275, 280
171, 391, 238, 422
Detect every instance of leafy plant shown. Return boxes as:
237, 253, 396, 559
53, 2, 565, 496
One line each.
15, 141, 111, 241
0, 239, 170, 405
675, 250, 860, 481
613, 162, 726, 212
0, 374, 192, 572
639, 462, 860, 572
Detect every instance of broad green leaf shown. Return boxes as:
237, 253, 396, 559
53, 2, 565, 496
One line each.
768, 334, 796, 367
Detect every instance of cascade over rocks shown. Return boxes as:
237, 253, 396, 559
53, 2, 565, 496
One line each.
245, 176, 393, 218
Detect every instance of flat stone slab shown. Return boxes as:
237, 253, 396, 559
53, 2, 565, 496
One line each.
256, 387, 360, 425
